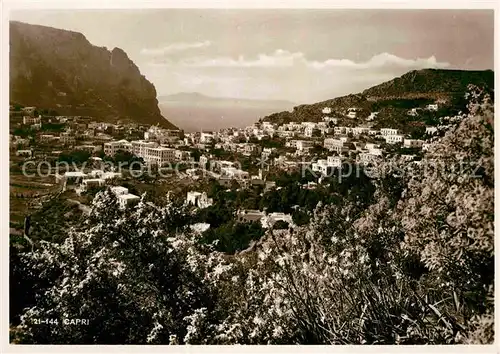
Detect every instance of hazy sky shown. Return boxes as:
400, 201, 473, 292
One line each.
10, 9, 494, 103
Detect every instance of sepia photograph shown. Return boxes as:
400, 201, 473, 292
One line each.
4, 3, 496, 348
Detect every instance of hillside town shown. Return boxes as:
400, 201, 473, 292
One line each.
10, 100, 450, 237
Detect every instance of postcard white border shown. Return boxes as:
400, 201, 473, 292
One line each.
1, 0, 498, 353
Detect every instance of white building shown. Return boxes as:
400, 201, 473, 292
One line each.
296, 140, 314, 151
101, 172, 123, 181
407, 108, 419, 116
200, 132, 215, 144
380, 128, 400, 136
322, 107, 332, 114
104, 139, 133, 155
132, 140, 157, 157
426, 103, 439, 111
199, 155, 209, 168
403, 139, 425, 148
425, 126, 438, 135
221, 167, 249, 180
312, 156, 342, 175
23, 116, 41, 125
334, 126, 346, 135
367, 112, 379, 121
111, 186, 140, 209
111, 186, 129, 195
190, 223, 211, 234
39, 134, 56, 144
276, 130, 296, 138
76, 178, 105, 195
143, 147, 176, 165
346, 107, 359, 119
262, 147, 276, 160
13, 137, 29, 147
60, 171, 87, 191
262, 122, 275, 132
75, 144, 101, 153
304, 126, 319, 138
60, 132, 76, 146
384, 134, 404, 144
365, 144, 383, 156
287, 122, 302, 131
236, 209, 266, 223
104, 139, 176, 165
365, 143, 379, 151
327, 156, 342, 167
422, 143, 433, 151
323, 116, 338, 125
186, 191, 213, 209
144, 126, 181, 142
324, 138, 348, 153
401, 154, 416, 162
22, 107, 37, 115
359, 152, 382, 165
117, 194, 141, 209
175, 150, 191, 161
16, 149, 33, 157
144, 126, 161, 140
240, 143, 261, 155
352, 127, 370, 136
261, 212, 294, 229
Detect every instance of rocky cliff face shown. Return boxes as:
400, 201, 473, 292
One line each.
10, 21, 176, 129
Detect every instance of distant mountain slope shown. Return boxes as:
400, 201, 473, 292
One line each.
159, 92, 295, 132
10, 21, 176, 129
261, 69, 494, 128
362, 68, 494, 99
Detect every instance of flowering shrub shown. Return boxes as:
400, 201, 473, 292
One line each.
15, 190, 227, 344
401, 90, 493, 289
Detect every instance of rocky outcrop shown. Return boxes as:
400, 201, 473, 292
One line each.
10, 21, 176, 128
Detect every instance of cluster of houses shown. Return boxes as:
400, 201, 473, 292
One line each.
185, 190, 294, 230
221, 104, 442, 176
253, 119, 434, 153
55, 169, 140, 209
11, 109, 162, 159
92, 101, 440, 183
407, 103, 439, 117
10, 101, 451, 239
11, 101, 445, 199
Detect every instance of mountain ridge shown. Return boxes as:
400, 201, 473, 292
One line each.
260, 68, 494, 127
